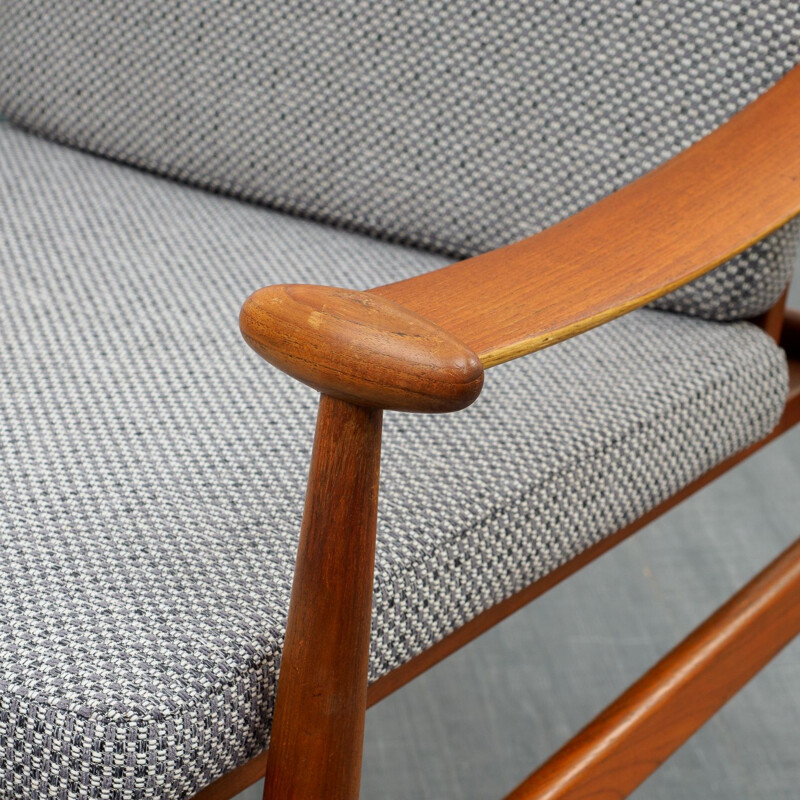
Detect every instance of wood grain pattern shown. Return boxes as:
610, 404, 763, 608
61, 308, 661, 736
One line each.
504, 535, 800, 800
240, 284, 483, 412
372, 65, 800, 368
262, 395, 383, 800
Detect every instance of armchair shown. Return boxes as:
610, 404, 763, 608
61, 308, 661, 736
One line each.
2, 3, 800, 800
239, 64, 800, 800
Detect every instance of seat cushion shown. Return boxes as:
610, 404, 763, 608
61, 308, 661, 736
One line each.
0, 126, 788, 799
2, 1, 800, 320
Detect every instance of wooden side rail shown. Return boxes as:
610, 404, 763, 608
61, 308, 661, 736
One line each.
506, 535, 800, 800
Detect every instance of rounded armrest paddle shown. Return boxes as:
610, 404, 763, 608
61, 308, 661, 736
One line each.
240, 284, 484, 413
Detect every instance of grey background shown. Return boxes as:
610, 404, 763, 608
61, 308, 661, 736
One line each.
236, 277, 800, 799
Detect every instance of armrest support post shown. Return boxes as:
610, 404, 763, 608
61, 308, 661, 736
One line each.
264, 394, 383, 800
243, 288, 482, 798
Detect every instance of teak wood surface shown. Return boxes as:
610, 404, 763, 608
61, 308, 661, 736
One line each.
241, 67, 800, 406
372, 64, 800, 368
240, 284, 483, 412
262, 395, 383, 799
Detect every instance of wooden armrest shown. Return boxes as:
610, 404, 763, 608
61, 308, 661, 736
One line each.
373, 64, 800, 367
241, 64, 800, 407
240, 284, 483, 412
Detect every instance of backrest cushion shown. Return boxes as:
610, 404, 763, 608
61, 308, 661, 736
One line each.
1, 2, 799, 319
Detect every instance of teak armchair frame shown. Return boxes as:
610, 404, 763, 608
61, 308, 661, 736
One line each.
203, 65, 800, 799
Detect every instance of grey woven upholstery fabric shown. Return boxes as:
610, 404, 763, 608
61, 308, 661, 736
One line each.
0, 125, 789, 798
1, 2, 799, 320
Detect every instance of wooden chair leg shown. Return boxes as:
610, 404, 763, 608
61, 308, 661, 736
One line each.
263, 394, 383, 800
505, 536, 800, 800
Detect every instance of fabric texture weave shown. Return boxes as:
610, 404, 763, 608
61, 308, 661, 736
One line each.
0, 125, 789, 798
1, 1, 799, 319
